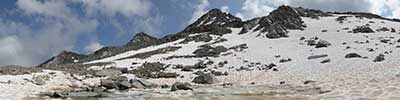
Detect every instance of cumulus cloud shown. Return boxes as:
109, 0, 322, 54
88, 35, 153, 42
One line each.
84, 41, 103, 53
236, 0, 289, 20
76, 0, 151, 17
0, 0, 154, 66
188, 0, 210, 24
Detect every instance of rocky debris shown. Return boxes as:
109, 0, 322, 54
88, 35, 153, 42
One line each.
279, 58, 292, 63
376, 27, 390, 32
217, 61, 228, 67
171, 82, 193, 91
336, 16, 351, 23
131, 62, 178, 78
32, 75, 50, 85
295, 7, 331, 19
193, 45, 228, 57
315, 40, 331, 48
333, 12, 400, 23
321, 30, 327, 32
100, 76, 131, 90
94, 68, 125, 77
353, 25, 375, 33
211, 70, 228, 76
182, 61, 210, 71
307, 54, 328, 60
241, 5, 306, 38
0, 65, 42, 75
180, 34, 213, 44
373, 54, 385, 62
229, 44, 248, 52
320, 59, 331, 64
192, 73, 219, 84
345, 53, 362, 58
38, 51, 87, 67
380, 39, 391, 43
118, 46, 181, 60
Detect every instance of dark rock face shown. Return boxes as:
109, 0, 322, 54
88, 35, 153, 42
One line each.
38, 51, 87, 67
345, 53, 362, 58
171, 82, 192, 91
184, 9, 243, 32
353, 25, 375, 33
373, 54, 385, 62
192, 73, 218, 84
255, 6, 306, 38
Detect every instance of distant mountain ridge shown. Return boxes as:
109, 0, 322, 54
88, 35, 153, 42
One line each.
37, 5, 400, 67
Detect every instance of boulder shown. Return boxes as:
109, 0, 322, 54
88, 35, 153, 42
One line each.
353, 25, 375, 33
100, 76, 130, 90
192, 73, 219, 84
320, 59, 331, 64
373, 54, 385, 62
32, 75, 50, 85
315, 40, 331, 48
307, 54, 328, 60
345, 53, 362, 58
171, 82, 193, 91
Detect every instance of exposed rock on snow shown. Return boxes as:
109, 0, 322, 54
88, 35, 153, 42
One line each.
345, 53, 362, 58
307, 54, 328, 60
373, 54, 385, 62
192, 73, 219, 84
353, 25, 375, 33
171, 82, 192, 91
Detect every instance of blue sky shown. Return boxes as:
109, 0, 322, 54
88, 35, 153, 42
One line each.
0, 0, 399, 66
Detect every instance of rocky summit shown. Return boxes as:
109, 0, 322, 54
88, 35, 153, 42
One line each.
2, 5, 400, 100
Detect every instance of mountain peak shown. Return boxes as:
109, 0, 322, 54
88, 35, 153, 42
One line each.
128, 32, 158, 45
37, 51, 86, 67
184, 8, 242, 32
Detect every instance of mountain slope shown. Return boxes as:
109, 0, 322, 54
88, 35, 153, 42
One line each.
23, 5, 400, 99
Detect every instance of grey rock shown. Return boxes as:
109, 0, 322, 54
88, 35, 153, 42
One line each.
345, 53, 362, 58
353, 25, 375, 33
171, 82, 193, 91
100, 76, 130, 90
315, 40, 331, 48
192, 73, 218, 84
32, 75, 50, 85
320, 59, 331, 64
373, 54, 385, 62
307, 54, 328, 60
92, 86, 106, 92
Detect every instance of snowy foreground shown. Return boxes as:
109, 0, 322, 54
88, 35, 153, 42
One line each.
2, 14, 400, 100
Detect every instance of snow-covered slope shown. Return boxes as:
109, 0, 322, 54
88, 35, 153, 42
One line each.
3, 6, 400, 99
85, 13, 400, 99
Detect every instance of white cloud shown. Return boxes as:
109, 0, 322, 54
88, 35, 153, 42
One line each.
385, 0, 400, 18
84, 41, 103, 53
188, 0, 210, 24
236, 0, 289, 20
221, 6, 230, 13
0, 0, 157, 66
77, 0, 152, 17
